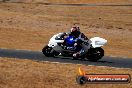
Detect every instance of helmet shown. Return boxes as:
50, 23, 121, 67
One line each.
70, 26, 80, 33
70, 26, 80, 37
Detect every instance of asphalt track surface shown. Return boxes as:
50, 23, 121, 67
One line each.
0, 48, 132, 69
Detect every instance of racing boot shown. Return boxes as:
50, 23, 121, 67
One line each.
72, 52, 80, 60
72, 49, 85, 60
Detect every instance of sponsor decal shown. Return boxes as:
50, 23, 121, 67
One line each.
76, 67, 131, 84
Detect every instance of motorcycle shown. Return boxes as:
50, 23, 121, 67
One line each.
42, 33, 107, 61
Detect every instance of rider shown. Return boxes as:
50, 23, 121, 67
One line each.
68, 26, 88, 41
64, 26, 88, 58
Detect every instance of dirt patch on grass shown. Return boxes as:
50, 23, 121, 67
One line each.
0, 57, 131, 88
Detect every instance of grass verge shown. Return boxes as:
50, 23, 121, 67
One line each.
0, 57, 131, 88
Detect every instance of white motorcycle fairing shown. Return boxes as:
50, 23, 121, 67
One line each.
48, 33, 107, 49
90, 37, 107, 48
48, 33, 64, 47
42, 32, 107, 61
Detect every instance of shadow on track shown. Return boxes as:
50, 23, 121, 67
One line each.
57, 56, 113, 63
0, 48, 132, 68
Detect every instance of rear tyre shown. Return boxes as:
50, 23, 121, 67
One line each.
86, 47, 104, 62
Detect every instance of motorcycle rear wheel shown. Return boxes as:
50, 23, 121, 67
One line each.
86, 47, 104, 62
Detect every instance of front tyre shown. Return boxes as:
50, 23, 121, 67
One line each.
87, 47, 104, 62
42, 45, 54, 57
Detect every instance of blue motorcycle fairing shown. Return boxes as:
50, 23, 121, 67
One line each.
64, 36, 75, 47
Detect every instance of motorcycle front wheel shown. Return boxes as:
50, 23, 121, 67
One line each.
42, 45, 59, 57
42, 45, 54, 57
